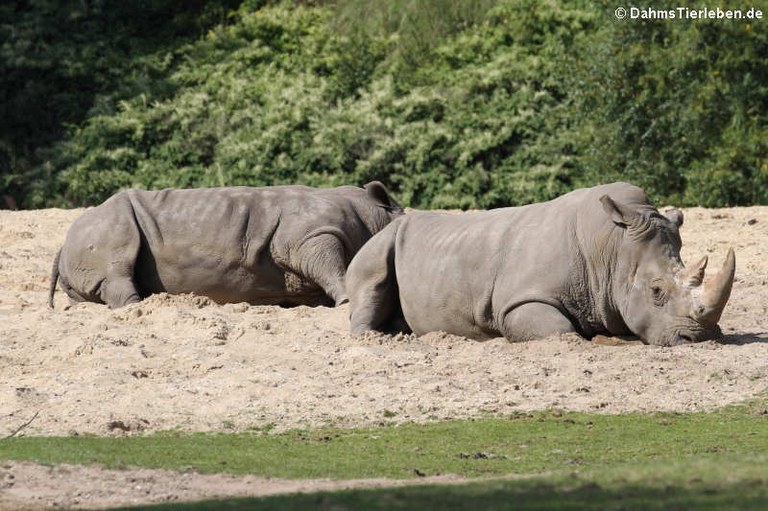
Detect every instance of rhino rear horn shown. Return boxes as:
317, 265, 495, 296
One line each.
698, 248, 735, 325
681, 255, 708, 287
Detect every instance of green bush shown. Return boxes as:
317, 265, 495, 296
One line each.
569, 1, 768, 206
1, 0, 766, 208
0, 0, 242, 207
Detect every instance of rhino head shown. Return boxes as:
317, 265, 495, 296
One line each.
600, 194, 735, 346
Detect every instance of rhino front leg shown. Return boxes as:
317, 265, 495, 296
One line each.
500, 302, 577, 342
293, 233, 350, 306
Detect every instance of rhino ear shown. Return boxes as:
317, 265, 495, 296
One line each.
365, 181, 402, 212
664, 208, 684, 227
600, 194, 634, 228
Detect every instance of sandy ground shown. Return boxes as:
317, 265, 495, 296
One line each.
1, 205, 766, 509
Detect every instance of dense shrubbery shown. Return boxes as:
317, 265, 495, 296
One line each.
0, 0, 241, 207
1, 0, 766, 208
569, 2, 768, 207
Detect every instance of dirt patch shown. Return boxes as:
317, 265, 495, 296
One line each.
0, 205, 766, 509
0, 461, 472, 510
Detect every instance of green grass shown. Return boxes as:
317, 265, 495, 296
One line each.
1, 401, 767, 509
2, 402, 767, 479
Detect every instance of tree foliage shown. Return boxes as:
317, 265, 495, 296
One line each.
569, 0, 768, 207
1, 0, 766, 209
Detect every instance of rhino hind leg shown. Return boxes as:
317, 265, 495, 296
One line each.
346, 224, 400, 335
349, 287, 398, 335
293, 233, 350, 306
500, 302, 577, 342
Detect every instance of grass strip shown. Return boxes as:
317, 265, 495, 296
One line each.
1, 400, 766, 481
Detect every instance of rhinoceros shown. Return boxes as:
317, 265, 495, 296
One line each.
49, 182, 403, 309
347, 182, 735, 346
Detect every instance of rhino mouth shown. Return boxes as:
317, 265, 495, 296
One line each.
654, 324, 723, 347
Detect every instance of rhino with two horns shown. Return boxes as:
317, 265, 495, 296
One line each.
347, 182, 735, 346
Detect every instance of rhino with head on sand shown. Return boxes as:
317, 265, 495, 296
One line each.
347, 182, 735, 346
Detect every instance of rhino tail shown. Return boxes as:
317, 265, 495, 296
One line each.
48, 248, 62, 309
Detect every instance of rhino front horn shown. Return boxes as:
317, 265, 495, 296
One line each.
698, 248, 735, 325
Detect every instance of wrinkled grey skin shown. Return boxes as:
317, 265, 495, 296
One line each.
50, 182, 403, 309
347, 182, 735, 346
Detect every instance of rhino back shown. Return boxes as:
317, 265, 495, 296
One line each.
127, 185, 387, 302
393, 212, 504, 339
125, 188, 282, 299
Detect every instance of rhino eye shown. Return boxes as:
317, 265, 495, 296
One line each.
650, 281, 668, 305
